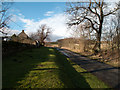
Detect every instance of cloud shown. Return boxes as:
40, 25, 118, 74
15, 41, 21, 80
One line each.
19, 13, 70, 41
20, 18, 35, 26
7, 29, 20, 36
4, 12, 70, 41
44, 11, 54, 16
0, 29, 20, 36
49, 34, 64, 42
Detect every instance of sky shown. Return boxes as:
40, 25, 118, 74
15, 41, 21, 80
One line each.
5, 2, 71, 41
2, 1, 119, 41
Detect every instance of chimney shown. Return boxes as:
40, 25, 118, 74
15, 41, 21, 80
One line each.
22, 30, 24, 32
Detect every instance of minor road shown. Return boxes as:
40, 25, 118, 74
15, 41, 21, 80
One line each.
56, 48, 120, 89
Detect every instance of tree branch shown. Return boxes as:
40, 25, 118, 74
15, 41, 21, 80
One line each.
84, 16, 98, 33
104, 7, 120, 17
88, 1, 101, 21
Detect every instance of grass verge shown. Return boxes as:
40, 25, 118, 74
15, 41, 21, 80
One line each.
3, 47, 109, 88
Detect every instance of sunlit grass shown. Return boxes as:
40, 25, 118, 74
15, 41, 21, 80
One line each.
49, 54, 56, 58
3, 47, 109, 88
67, 58, 108, 88
16, 62, 64, 88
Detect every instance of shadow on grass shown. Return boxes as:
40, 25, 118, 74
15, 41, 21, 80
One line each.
53, 49, 91, 88
3, 47, 91, 88
2, 47, 50, 88
33, 68, 59, 71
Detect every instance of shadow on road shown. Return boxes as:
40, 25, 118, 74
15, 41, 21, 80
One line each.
54, 49, 91, 88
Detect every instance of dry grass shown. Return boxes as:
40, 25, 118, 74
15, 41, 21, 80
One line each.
50, 43, 119, 67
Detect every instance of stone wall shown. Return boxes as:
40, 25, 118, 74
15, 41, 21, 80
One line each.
2, 41, 36, 58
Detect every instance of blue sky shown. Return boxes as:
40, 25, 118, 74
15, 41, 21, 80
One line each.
5, 1, 118, 41
13, 2, 66, 20
7, 2, 70, 41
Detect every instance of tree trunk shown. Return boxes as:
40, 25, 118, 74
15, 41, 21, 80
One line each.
97, 32, 101, 51
93, 19, 103, 53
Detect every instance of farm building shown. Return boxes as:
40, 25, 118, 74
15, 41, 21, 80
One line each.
10, 30, 36, 45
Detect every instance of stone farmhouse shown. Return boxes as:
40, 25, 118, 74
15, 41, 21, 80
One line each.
10, 30, 36, 45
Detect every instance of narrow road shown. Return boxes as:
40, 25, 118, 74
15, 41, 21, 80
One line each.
56, 48, 120, 89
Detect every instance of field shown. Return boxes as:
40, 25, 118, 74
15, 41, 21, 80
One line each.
3, 47, 109, 88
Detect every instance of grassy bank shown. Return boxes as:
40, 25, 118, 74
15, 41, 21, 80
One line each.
3, 47, 109, 88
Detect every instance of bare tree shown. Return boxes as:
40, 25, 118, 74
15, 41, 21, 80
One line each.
115, 1, 120, 60
66, 0, 120, 52
30, 24, 51, 46
72, 21, 93, 39
0, 2, 13, 34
